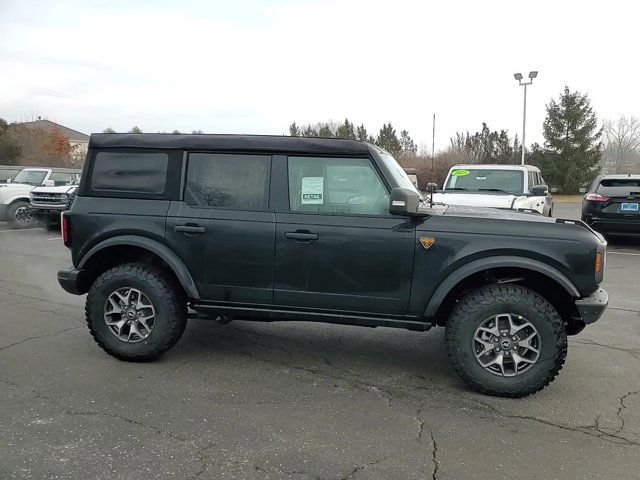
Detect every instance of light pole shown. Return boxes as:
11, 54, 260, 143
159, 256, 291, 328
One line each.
513, 71, 538, 165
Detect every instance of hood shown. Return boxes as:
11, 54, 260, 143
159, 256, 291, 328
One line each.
432, 192, 517, 209
432, 203, 556, 223
0, 183, 35, 192
31, 185, 77, 194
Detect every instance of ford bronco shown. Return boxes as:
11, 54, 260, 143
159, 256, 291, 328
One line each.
57, 134, 608, 397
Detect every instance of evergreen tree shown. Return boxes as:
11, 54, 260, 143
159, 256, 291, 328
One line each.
171, 129, 181, 134
192, 129, 204, 134
289, 122, 301, 137
376, 123, 402, 155
302, 125, 318, 137
317, 124, 334, 138
335, 119, 356, 139
129, 126, 142, 134
537, 86, 602, 193
356, 124, 370, 142
103, 127, 116, 133
399, 129, 417, 154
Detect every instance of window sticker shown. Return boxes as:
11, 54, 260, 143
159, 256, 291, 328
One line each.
451, 169, 470, 177
301, 176, 324, 204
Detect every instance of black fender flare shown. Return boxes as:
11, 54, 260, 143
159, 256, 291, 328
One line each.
423, 255, 580, 319
78, 235, 200, 299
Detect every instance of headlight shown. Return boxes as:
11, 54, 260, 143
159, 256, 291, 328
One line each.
60, 194, 69, 203
29, 192, 35, 201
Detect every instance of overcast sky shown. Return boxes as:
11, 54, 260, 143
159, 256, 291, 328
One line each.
1, 0, 637, 151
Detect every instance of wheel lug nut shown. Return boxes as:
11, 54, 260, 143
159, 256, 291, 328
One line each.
502, 332, 507, 337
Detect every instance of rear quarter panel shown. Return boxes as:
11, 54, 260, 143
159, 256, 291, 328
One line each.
69, 197, 170, 266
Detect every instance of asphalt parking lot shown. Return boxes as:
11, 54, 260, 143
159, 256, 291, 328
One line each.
1, 202, 640, 480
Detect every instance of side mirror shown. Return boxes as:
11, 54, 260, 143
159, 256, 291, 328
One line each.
43, 179, 55, 187
389, 187, 423, 216
530, 185, 549, 196
426, 182, 438, 194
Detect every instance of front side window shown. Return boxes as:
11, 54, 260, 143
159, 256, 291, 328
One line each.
288, 156, 389, 216
13, 170, 48, 186
51, 172, 74, 186
91, 151, 168, 194
185, 153, 270, 210
445, 168, 524, 195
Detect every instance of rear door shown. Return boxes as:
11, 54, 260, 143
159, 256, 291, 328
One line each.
165, 152, 275, 304
274, 155, 415, 315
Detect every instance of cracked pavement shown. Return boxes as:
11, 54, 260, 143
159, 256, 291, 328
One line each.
2, 203, 640, 480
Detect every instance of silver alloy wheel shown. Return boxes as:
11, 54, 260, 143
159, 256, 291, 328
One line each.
104, 287, 155, 343
14, 206, 32, 225
472, 313, 541, 377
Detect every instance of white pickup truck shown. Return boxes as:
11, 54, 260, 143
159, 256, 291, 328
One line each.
431, 164, 554, 216
0, 167, 81, 228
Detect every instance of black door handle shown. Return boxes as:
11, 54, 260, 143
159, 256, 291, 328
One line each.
175, 224, 207, 234
284, 231, 319, 242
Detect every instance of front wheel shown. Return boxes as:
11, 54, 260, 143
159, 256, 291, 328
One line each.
85, 263, 187, 362
445, 284, 567, 398
8, 201, 37, 229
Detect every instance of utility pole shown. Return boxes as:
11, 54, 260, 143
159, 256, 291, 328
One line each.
513, 71, 538, 165
431, 113, 435, 173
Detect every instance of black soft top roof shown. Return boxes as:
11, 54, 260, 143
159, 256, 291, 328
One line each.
89, 133, 371, 155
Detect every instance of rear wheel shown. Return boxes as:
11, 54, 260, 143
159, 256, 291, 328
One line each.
8, 201, 37, 229
445, 284, 567, 398
85, 263, 187, 362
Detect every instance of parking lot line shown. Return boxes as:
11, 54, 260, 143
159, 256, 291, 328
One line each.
608, 251, 640, 256
0, 228, 43, 233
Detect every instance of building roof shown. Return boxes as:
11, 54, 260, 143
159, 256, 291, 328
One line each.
19, 119, 89, 143
89, 133, 371, 155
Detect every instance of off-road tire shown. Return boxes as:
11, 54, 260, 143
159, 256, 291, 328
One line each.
85, 263, 187, 362
445, 284, 567, 398
8, 201, 37, 229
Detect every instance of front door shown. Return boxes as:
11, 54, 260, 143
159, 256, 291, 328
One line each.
165, 152, 275, 303
274, 155, 415, 315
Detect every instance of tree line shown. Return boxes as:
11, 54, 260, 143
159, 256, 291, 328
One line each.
289, 87, 612, 193
288, 119, 417, 157
0, 119, 80, 167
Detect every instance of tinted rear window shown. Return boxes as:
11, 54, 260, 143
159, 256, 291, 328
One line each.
92, 152, 168, 193
597, 178, 640, 195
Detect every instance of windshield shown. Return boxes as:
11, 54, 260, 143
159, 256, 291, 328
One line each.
13, 170, 47, 186
378, 153, 422, 197
444, 168, 524, 195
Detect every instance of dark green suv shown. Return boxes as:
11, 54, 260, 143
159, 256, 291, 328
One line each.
58, 134, 608, 397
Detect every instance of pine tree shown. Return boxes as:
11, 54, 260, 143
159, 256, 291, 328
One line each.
129, 126, 142, 134
399, 130, 417, 155
289, 122, 301, 137
376, 123, 402, 156
537, 86, 602, 193
356, 124, 369, 142
335, 119, 356, 139
103, 127, 116, 134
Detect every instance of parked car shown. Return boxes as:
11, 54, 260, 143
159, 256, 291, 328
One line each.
0, 165, 27, 184
58, 133, 607, 398
582, 174, 640, 236
432, 164, 554, 216
29, 183, 78, 229
0, 167, 81, 228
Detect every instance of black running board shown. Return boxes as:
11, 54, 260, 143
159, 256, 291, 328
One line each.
189, 303, 432, 332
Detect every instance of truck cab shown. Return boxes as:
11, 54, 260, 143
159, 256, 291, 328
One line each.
433, 164, 554, 216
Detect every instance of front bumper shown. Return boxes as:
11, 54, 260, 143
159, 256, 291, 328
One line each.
57, 267, 90, 295
575, 287, 609, 324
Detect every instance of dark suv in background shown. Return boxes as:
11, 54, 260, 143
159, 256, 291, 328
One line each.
582, 174, 640, 236
58, 134, 608, 397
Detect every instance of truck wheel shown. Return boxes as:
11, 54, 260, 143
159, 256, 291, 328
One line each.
85, 263, 187, 362
445, 284, 567, 398
8, 201, 37, 229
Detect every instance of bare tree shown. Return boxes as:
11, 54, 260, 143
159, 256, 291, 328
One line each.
603, 116, 640, 173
